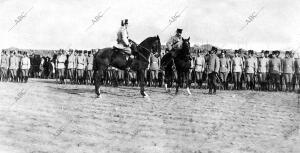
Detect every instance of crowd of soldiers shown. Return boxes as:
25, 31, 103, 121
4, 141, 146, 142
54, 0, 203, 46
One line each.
1, 48, 300, 93
0, 50, 31, 82
198, 48, 299, 93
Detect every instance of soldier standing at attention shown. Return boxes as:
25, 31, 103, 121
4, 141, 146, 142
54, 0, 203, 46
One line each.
244, 50, 257, 90
206, 47, 220, 94
56, 50, 67, 84
16, 51, 22, 82
294, 53, 300, 90
77, 51, 86, 84
74, 50, 79, 83
231, 49, 243, 90
86, 52, 94, 85
269, 51, 281, 91
219, 50, 230, 90
83, 51, 88, 84
195, 50, 206, 89
257, 50, 269, 90
1, 50, 9, 82
189, 56, 195, 88
281, 51, 294, 92
9, 50, 18, 82
67, 50, 76, 84
149, 52, 160, 87
20, 52, 31, 83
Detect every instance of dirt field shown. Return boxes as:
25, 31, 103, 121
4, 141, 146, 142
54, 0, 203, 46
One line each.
0, 78, 299, 153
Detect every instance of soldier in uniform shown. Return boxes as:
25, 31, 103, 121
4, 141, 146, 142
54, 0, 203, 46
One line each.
294, 53, 300, 90
206, 47, 220, 94
74, 50, 79, 83
56, 50, 67, 84
9, 50, 18, 82
20, 52, 31, 83
166, 28, 183, 57
149, 52, 160, 87
76, 51, 86, 84
195, 50, 206, 89
116, 19, 134, 60
257, 50, 269, 90
86, 52, 94, 85
281, 51, 294, 91
269, 51, 281, 91
189, 56, 195, 88
219, 50, 230, 90
16, 51, 22, 82
39, 57, 45, 78
83, 50, 88, 84
67, 50, 76, 84
244, 50, 257, 90
0, 50, 9, 82
231, 49, 243, 90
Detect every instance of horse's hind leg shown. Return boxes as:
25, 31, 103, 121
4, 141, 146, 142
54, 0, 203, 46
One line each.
175, 71, 180, 94
139, 69, 148, 97
185, 71, 192, 95
94, 70, 102, 98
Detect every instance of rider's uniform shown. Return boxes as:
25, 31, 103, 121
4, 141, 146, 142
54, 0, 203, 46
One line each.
116, 26, 131, 55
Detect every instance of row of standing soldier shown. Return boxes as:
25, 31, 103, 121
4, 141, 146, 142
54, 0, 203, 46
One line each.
198, 48, 299, 93
0, 50, 31, 83
1, 48, 300, 93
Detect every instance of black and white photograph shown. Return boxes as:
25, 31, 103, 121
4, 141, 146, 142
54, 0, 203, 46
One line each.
0, 0, 299, 152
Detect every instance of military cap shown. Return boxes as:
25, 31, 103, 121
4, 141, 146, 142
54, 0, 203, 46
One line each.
221, 50, 226, 54
124, 19, 128, 25
276, 50, 281, 55
176, 28, 183, 33
248, 50, 254, 54
211, 46, 218, 51
264, 50, 269, 54
285, 51, 290, 55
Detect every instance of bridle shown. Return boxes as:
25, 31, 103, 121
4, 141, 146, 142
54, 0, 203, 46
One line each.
132, 38, 160, 61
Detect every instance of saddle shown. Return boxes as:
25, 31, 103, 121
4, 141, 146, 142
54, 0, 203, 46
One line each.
113, 45, 131, 55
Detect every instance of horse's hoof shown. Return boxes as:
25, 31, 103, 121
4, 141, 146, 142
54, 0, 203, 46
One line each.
97, 95, 102, 99
187, 88, 192, 95
142, 92, 149, 98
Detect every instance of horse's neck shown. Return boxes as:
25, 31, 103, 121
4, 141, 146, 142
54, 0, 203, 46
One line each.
138, 43, 152, 58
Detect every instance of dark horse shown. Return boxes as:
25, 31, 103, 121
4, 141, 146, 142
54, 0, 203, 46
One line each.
161, 37, 192, 95
93, 36, 161, 98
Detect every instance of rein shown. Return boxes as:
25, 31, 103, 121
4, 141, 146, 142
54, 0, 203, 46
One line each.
132, 38, 160, 62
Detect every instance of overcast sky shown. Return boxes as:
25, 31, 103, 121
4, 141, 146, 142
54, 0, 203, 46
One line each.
0, 0, 299, 51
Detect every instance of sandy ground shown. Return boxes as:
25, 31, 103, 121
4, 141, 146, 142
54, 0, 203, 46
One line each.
0, 78, 299, 153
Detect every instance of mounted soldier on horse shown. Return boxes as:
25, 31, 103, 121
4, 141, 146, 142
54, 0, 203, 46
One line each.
161, 28, 192, 95
93, 19, 161, 98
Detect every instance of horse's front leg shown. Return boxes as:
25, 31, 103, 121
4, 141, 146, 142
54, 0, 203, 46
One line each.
139, 69, 148, 97
186, 71, 192, 95
175, 71, 180, 94
95, 70, 102, 98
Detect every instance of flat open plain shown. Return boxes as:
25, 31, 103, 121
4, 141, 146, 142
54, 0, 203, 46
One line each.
0, 79, 299, 153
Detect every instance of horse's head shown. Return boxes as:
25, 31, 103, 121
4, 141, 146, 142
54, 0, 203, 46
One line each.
137, 36, 161, 61
182, 37, 191, 56
152, 35, 161, 56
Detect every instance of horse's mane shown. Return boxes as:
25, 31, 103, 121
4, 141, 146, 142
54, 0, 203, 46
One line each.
139, 36, 159, 47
